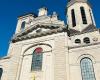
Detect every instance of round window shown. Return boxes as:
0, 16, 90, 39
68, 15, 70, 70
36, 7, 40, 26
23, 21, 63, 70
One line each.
75, 39, 81, 43
83, 37, 90, 44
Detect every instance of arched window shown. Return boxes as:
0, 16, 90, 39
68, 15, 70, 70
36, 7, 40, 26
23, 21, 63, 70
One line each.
84, 37, 90, 44
80, 7, 87, 24
0, 68, 3, 80
71, 9, 76, 27
75, 39, 81, 44
21, 21, 25, 30
80, 58, 96, 80
31, 47, 43, 71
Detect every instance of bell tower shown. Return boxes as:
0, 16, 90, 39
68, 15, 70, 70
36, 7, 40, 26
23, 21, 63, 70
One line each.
66, 0, 96, 32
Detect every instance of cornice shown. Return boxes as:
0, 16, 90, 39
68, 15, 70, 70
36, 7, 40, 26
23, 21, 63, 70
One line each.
69, 42, 100, 49
69, 24, 98, 36
70, 29, 98, 36
12, 27, 67, 43
15, 24, 64, 37
0, 56, 11, 60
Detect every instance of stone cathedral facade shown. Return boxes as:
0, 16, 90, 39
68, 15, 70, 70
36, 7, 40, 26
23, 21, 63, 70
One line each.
0, 0, 100, 80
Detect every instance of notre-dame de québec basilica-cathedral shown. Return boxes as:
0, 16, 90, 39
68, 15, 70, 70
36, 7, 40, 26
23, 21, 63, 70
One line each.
0, 0, 100, 80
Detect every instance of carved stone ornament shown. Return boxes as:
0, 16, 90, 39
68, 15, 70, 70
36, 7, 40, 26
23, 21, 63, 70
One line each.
93, 37, 98, 42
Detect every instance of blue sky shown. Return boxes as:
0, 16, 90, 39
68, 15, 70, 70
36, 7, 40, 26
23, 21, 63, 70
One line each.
0, 0, 100, 57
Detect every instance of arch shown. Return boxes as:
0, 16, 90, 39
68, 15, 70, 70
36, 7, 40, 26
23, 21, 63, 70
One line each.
21, 21, 25, 30
71, 9, 76, 27
0, 68, 3, 80
80, 7, 87, 24
80, 58, 96, 80
23, 43, 52, 54
77, 54, 96, 64
83, 37, 90, 44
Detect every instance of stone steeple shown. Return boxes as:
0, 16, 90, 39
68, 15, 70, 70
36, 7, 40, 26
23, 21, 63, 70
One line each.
66, 0, 96, 32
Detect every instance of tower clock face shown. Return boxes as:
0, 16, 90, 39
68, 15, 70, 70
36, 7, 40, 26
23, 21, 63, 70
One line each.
34, 47, 43, 54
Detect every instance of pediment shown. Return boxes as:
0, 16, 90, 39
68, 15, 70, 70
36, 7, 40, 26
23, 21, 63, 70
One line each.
15, 24, 60, 37
12, 24, 67, 43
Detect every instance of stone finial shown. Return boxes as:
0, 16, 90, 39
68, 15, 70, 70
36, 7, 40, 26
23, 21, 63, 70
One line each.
51, 12, 58, 20
52, 12, 57, 16
38, 7, 48, 16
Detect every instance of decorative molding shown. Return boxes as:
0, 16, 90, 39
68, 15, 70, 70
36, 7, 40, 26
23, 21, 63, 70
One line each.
68, 42, 100, 49
0, 56, 11, 60
69, 24, 98, 36
11, 25, 67, 43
